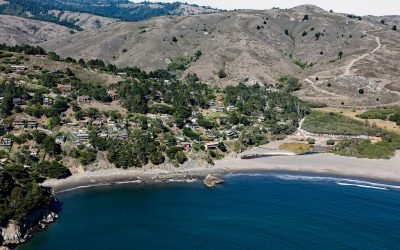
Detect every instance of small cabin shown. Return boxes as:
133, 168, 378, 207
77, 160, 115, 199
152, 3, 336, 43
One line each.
11, 65, 28, 72
0, 138, 12, 147
26, 120, 38, 129
205, 142, 219, 150
107, 91, 119, 101
43, 97, 54, 106
12, 119, 25, 127
77, 96, 91, 104
12, 98, 26, 105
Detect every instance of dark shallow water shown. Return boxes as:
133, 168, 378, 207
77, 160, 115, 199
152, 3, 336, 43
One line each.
20, 173, 400, 250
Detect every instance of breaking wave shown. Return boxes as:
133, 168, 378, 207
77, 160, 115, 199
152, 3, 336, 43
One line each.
224, 173, 400, 191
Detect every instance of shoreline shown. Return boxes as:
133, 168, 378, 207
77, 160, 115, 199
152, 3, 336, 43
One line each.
43, 152, 400, 193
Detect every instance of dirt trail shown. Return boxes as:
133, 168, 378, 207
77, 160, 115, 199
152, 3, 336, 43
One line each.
304, 78, 343, 97
343, 30, 382, 76
303, 28, 388, 103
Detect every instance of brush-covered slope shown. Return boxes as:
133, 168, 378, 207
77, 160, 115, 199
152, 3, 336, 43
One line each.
0, 15, 75, 45
41, 5, 399, 86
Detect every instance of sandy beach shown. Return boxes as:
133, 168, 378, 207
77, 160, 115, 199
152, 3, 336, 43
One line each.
43, 148, 400, 192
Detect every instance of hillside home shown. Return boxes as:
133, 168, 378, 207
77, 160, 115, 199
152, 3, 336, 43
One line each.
26, 120, 38, 129
75, 131, 89, 141
55, 136, 67, 144
12, 98, 26, 105
79, 118, 91, 127
226, 105, 237, 112
12, 119, 25, 128
205, 142, 219, 150
109, 133, 128, 140
116, 72, 128, 78
29, 147, 39, 157
179, 142, 192, 151
77, 96, 91, 104
212, 106, 224, 112
57, 84, 72, 92
0, 138, 12, 148
11, 65, 28, 72
43, 97, 54, 106
92, 120, 103, 127
107, 91, 119, 101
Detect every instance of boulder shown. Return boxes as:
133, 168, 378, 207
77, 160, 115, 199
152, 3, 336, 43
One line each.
203, 174, 224, 188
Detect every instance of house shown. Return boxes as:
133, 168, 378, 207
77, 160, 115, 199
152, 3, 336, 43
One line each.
12, 119, 25, 128
160, 114, 171, 120
0, 138, 12, 147
77, 96, 91, 104
107, 91, 119, 101
29, 147, 39, 157
12, 98, 26, 105
55, 136, 67, 144
192, 111, 201, 117
76, 131, 89, 141
226, 105, 237, 112
91, 120, 103, 127
274, 107, 284, 113
49, 69, 60, 75
109, 133, 128, 140
57, 84, 72, 92
116, 72, 128, 78
226, 129, 236, 137
258, 115, 265, 122
79, 118, 91, 127
147, 114, 158, 119
205, 130, 219, 139
176, 135, 186, 142
99, 133, 108, 138
43, 97, 54, 106
26, 120, 38, 129
11, 65, 28, 72
205, 142, 219, 150
212, 106, 224, 112
179, 142, 192, 151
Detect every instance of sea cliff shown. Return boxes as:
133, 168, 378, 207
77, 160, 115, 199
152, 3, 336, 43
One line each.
1, 206, 58, 249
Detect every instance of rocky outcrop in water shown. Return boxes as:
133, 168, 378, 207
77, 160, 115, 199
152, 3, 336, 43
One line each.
1, 210, 58, 249
203, 174, 224, 188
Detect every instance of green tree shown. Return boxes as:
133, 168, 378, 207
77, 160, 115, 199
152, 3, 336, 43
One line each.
48, 52, 60, 61
41, 137, 61, 157
218, 69, 227, 79
175, 151, 187, 164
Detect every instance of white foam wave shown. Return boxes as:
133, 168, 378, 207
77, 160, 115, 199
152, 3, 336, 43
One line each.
224, 173, 400, 191
58, 183, 112, 193
336, 182, 388, 190
115, 180, 143, 185
167, 178, 198, 183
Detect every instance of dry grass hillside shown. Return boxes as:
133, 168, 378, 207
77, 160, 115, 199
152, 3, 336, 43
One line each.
47, 10, 117, 30
0, 15, 74, 45
18, 4, 400, 107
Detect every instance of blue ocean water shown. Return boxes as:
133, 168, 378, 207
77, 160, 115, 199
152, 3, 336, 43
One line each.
19, 173, 400, 250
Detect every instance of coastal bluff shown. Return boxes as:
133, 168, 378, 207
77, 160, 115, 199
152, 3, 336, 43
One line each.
1, 211, 58, 249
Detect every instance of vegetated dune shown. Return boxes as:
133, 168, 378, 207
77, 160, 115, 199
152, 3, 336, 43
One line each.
0, 15, 74, 45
